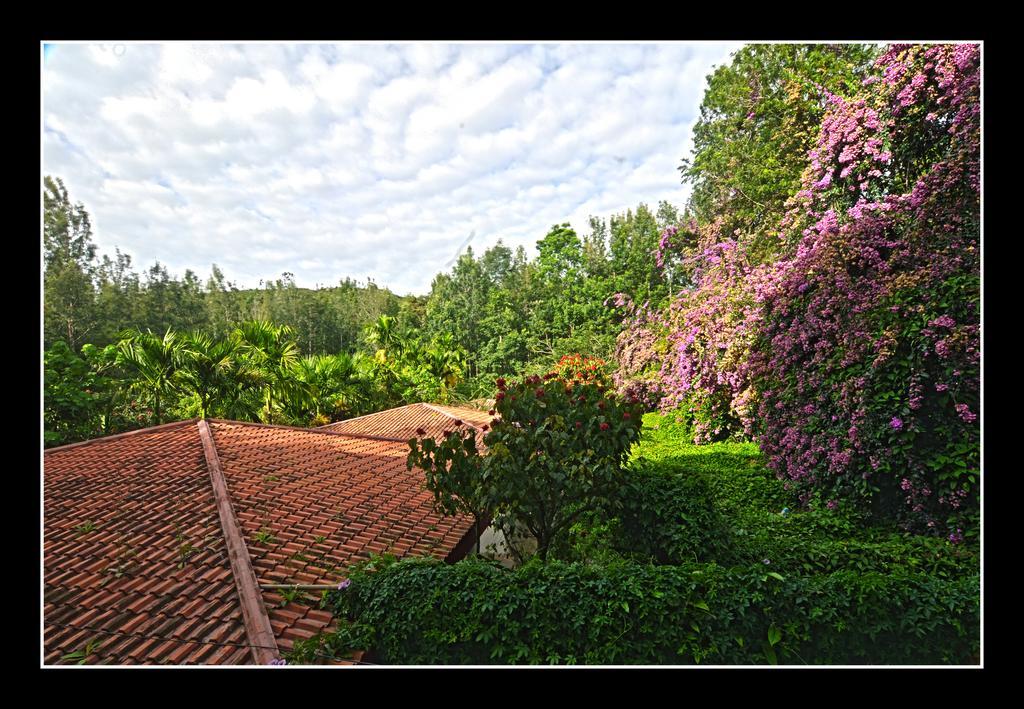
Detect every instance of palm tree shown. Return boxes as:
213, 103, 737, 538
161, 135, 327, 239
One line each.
286, 353, 361, 423
178, 331, 264, 419
232, 321, 310, 423
365, 315, 403, 359
426, 334, 467, 403
115, 328, 185, 425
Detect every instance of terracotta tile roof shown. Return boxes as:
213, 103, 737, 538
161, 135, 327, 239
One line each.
43, 416, 478, 665
206, 420, 476, 654
44, 421, 252, 665
319, 403, 494, 447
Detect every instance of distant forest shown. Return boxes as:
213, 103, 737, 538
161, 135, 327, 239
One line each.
44, 171, 689, 446
45, 174, 686, 380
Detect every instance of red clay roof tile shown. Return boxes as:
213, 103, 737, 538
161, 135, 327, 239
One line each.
44, 406, 479, 665
44, 422, 253, 666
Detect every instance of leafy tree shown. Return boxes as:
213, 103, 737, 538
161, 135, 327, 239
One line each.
681, 44, 878, 262
45, 342, 105, 446
44, 176, 99, 349
204, 264, 247, 339
408, 423, 493, 555
608, 203, 666, 307
527, 224, 586, 359
409, 368, 644, 562
177, 331, 253, 419
94, 249, 141, 343
365, 314, 404, 360
423, 333, 466, 404
425, 248, 490, 378
285, 353, 361, 424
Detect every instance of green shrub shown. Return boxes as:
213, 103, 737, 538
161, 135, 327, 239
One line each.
608, 460, 733, 564
610, 411, 978, 577
327, 555, 979, 665
409, 369, 644, 562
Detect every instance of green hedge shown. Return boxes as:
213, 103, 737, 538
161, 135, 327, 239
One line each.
327, 556, 979, 665
605, 455, 975, 580
609, 460, 733, 564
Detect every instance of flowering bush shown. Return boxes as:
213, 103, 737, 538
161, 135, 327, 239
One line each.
658, 238, 769, 443
750, 44, 980, 535
551, 353, 610, 384
608, 295, 666, 410
615, 44, 980, 537
408, 418, 492, 556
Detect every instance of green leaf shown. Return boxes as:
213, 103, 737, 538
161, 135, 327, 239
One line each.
768, 625, 781, 646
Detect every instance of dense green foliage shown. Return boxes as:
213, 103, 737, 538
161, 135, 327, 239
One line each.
325, 554, 977, 665
43, 341, 144, 447
422, 204, 686, 393
409, 359, 644, 561
43, 320, 470, 447
681, 44, 878, 262
303, 413, 979, 665
608, 415, 975, 577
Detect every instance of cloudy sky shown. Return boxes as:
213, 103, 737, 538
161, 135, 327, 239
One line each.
42, 42, 741, 295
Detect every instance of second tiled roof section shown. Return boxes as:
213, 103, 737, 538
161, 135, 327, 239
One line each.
318, 403, 494, 446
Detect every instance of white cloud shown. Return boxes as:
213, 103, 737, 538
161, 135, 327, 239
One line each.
42, 41, 742, 295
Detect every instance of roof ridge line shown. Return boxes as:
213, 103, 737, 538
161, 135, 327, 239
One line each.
421, 403, 485, 431
207, 418, 409, 443
43, 419, 199, 453
197, 419, 278, 665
